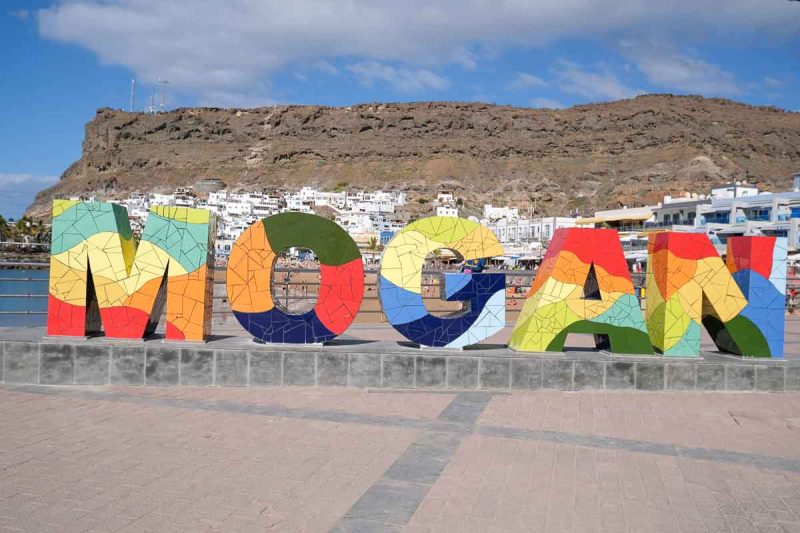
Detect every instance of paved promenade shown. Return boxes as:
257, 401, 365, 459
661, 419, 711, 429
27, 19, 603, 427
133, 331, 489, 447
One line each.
1, 384, 800, 532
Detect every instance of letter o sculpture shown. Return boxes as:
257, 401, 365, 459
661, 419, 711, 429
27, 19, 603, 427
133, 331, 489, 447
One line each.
226, 212, 364, 343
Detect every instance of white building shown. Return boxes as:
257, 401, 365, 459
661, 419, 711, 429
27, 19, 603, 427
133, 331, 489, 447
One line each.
283, 195, 313, 213
335, 212, 375, 235
150, 193, 174, 206
577, 205, 656, 235
436, 192, 455, 205
436, 206, 459, 217
483, 204, 519, 222
710, 182, 760, 199
112, 185, 410, 260
486, 216, 581, 244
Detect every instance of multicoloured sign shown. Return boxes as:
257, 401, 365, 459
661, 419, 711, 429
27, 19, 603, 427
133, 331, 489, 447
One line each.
378, 217, 506, 348
46, 202, 788, 357
509, 228, 651, 353
725, 236, 787, 358
226, 212, 364, 344
645, 233, 786, 358
47, 200, 214, 340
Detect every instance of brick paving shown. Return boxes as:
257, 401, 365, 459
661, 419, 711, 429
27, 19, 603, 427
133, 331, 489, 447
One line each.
1, 386, 800, 532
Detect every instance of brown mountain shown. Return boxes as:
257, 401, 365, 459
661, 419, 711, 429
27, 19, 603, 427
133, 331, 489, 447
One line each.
27, 94, 800, 219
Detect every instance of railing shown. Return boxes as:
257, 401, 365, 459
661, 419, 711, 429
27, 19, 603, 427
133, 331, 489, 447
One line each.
3, 263, 800, 327
643, 222, 696, 229
0, 263, 538, 325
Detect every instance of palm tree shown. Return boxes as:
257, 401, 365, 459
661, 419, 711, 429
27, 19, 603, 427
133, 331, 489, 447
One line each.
366, 236, 380, 264
0, 215, 11, 242
432, 248, 442, 269
14, 216, 34, 243
367, 236, 379, 253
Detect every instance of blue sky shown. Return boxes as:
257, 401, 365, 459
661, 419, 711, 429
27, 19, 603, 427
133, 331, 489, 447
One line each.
1, 0, 799, 219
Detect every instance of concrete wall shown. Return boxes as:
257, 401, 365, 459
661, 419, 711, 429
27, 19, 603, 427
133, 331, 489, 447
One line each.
1, 340, 798, 392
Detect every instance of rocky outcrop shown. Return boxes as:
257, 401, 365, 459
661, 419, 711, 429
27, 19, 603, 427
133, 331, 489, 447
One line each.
27, 95, 800, 219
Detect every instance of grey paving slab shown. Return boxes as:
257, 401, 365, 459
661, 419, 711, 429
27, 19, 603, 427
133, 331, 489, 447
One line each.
334, 392, 493, 531
756, 365, 785, 391
697, 364, 726, 391
40, 344, 73, 385
348, 353, 380, 388
3, 342, 39, 384
665, 363, 696, 390
415, 356, 445, 388
446, 357, 478, 388
180, 348, 213, 386
214, 350, 247, 386
110, 345, 145, 385
479, 358, 510, 389
636, 361, 664, 390
382, 430, 463, 484
510, 358, 542, 389
249, 351, 282, 386
337, 479, 430, 528
145, 346, 179, 386
542, 360, 573, 389
382, 354, 415, 388
573, 360, 604, 390
726, 365, 756, 391
437, 392, 493, 425
283, 352, 315, 386
74, 344, 110, 385
606, 361, 635, 390
787, 366, 800, 391
318, 353, 348, 386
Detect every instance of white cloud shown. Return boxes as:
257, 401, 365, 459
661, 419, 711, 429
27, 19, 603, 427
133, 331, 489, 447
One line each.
196, 89, 277, 108
553, 60, 639, 101
510, 73, 547, 90
0, 174, 59, 219
347, 61, 449, 92
313, 60, 339, 76
36, 0, 799, 104
530, 97, 564, 109
764, 76, 788, 89
621, 41, 741, 96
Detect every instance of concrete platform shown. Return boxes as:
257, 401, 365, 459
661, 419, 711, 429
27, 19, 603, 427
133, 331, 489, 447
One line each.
1, 327, 799, 391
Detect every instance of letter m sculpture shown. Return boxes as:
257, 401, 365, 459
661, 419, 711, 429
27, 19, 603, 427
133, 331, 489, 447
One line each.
47, 200, 215, 341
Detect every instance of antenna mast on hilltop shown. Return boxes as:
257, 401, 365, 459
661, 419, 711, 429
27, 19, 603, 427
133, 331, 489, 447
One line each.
148, 87, 156, 114
158, 79, 169, 112
129, 79, 136, 112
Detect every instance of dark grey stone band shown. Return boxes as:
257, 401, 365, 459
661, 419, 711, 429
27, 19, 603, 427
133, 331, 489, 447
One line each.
2, 340, 798, 392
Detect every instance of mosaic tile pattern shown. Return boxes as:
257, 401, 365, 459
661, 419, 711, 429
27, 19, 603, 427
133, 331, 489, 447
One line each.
227, 212, 364, 344
378, 217, 505, 348
508, 228, 652, 354
645, 232, 785, 358
723, 236, 787, 358
48, 201, 214, 340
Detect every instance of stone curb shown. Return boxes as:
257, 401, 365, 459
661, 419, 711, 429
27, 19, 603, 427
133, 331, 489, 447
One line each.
2, 340, 799, 391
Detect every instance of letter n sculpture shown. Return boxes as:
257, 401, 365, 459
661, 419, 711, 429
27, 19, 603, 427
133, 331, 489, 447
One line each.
47, 201, 215, 340
724, 236, 787, 358
645, 232, 786, 357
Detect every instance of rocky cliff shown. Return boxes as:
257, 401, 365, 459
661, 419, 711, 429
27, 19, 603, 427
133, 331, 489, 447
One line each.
28, 95, 800, 219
